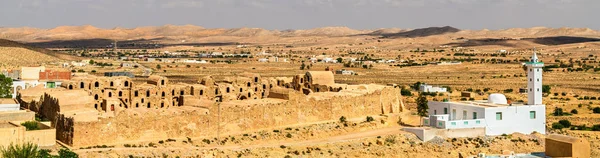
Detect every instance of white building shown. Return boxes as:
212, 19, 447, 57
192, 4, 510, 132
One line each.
419, 84, 447, 93
335, 69, 355, 75
258, 58, 268, 62
423, 52, 546, 136
0, 98, 19, 111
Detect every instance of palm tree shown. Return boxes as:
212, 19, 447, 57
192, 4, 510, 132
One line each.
0, 143, 40, 158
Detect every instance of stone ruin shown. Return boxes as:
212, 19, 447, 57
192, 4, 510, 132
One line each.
17, 71, 406, 147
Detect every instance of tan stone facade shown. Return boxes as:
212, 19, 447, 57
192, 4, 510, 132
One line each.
545, 134, 591, 158
18, 71, 405, 147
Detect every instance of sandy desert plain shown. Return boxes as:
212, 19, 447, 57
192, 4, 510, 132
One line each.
1, 25, 600, 157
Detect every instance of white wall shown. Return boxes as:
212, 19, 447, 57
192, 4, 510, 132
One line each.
0, 103, 19, 111
484, 105, 546, 135
527, 63, 543, 105
428, 102, 546, 136
428, 101, 486, 120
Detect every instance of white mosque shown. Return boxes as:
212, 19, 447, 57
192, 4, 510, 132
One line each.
423, 51, 546, 136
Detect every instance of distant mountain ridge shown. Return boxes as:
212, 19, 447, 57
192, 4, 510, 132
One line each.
1, 25, 599, 43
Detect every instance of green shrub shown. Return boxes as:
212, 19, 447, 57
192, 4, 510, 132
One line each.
552, 123, 565, 129
400, 88, 412, 96
202, 139, 211, 144
571, 109, 578, 114
592, 125, 600, 131
0, 143, 40, 158
339, 116, 347, 123
58, 148, 78, 158
593, 107, 600, 114
286, 133, 293, 138
21, 121, 40, 131
558, 120, 571, 128
366, 116, 374, 122
553, 108, 564, 116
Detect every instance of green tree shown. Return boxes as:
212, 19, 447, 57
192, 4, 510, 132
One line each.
553, 107, 564, 116
1, 143, 40, 158
336, 58, 343, 63
0, 74, 12, 98
156, 64, 162, 70
416, 93, 429, 118
542, 85, 551, 94
89, 60, 95, 65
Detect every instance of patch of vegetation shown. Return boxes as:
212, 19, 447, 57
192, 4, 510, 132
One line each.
366, 116, 375, 122
21, 121, 40, 131
339, 116, 347, 123
593, 107, 600, 114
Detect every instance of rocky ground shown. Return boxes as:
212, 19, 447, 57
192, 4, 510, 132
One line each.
74, 114, 550, 158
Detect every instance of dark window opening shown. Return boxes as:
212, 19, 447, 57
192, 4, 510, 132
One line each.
94, 94, 99, 100
108, 92, 112, 97
80, 82, 84, 88
118, 91, 123, 97
146, 90, 150, 97
134, 91, 139, 97
68, 85, 73, 89
180, 91, 184, 95
226, 87, 230, 93
200, 90, 204, 95
124, 81, 129, 87
147, 103, 151, 108
161, 80, 165, 85
94, 82, 99, 88
239, 88, 243, 92
247, 82, 251, 87
161, 102, 164, 108
110, 82, 114, 87
254, 77, 258, 82
162, 92, 165, 97
136, 103, 139, 108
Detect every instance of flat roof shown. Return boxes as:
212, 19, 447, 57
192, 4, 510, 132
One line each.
0, 122, 18, 128
0, 99, 17, 104
440, 100, 527, 108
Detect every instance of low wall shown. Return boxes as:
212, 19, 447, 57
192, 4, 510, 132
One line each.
0, 110, 35, 122
0, 122, 24, 147
24, 128, 56, 147
64, 87, 403, 147
404, 127, 485, 141
0, 121, 56, 147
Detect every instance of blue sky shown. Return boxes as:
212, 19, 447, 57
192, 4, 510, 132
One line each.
1, 0, 598, 30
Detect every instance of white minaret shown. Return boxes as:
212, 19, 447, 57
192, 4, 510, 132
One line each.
526, 49, 544, 105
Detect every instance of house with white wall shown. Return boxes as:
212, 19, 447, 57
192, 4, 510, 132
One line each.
419, 84, 447, 93
422, 52, 546, 136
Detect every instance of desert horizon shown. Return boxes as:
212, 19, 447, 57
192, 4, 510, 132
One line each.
1, 0, 599, 157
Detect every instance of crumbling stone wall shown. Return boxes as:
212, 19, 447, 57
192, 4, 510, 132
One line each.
64, 86, 403, 147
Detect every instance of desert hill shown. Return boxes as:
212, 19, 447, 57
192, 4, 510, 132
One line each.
2, 25, 600, 49
0, 39, 81, 67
